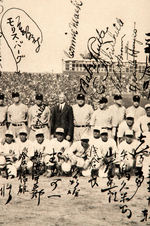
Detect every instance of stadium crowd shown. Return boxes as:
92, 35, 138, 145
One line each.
0, 89, 150, 179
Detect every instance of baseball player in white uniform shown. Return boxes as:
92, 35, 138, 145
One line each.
68, 133, 99, 176
90, 97, 112, 137
117, 112, 136, 144
47, 128, 71, 174
15, 128, 33, 172
134, 104, 150, 138
72, 94, 93, 141
28, 94, 51, 141
118, 130, 144, 175
0, 130, 18, 178
89, 126, 101, 149
126, 95, 145, 121
7, 92, 28, 138
109, 94, 126, 141
0, 93, 7, 140
97, 129, 118, 177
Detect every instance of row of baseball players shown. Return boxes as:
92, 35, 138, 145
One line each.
0, 91, 149, 143
0, 122, 149, 178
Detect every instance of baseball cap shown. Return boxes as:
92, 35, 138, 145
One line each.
55, 128, 64, 134
12, 92, 19, 98
35, 129, 44, 136
99, 97, 108, 104
77, 93, 85, 100
133, 95, 140, 102
0, 93, 4, 100
81, 133, 89, 141
19, 128, 28, 135
114, 94, 122, 100
145, 104, 150, 109
35, 94, 43, 101
93, 126, 101, 132
5, 130, 13, 136
100, 129, 108, 135
125, 130, 134, 136
126, 112, 134, 119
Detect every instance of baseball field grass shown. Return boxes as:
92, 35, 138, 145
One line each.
0, 175, 150, 226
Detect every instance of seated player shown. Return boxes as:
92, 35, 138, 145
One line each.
89, 127, 101, 149
45, 128, 71, 176
134, 104, 150, 139
68, 134, 94, 176
0, 130, 18, 178
97, 129, 118, 178
139, 122, 150, 178
117, 113, 136, 144
31, 129, 52, 175
15, 129, 34, 174
118, 130, 144, 176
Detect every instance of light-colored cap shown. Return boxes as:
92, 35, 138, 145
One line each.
19, 128, 28, 134
100, 129, 108, 135
35, 129, 44, 136
55, 128, 64, 134
125, 130, 134, 136
5, 130, 13, 136
126, 112, 134, 119
145, 104, 150, 109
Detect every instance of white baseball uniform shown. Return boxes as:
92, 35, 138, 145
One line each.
134, 115, 150, 138
7, 103, 28, 138
117, 120, 136, 140
28, 104, 50, 141
126, 105, 145, 121
72, 104, 93, 141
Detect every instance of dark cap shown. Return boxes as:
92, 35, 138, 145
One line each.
99, 97, 108, 104
114, 94, 122, 100
12, 92, 19, 98
77, 93, 85, 100
35, 94, 43, 100
133, 95, 140, 102
0, 93, 4, 100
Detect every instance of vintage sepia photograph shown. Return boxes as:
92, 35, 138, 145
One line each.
0, 0, 150, 225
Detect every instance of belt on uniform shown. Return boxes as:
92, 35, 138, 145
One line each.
101, 127, 112, 130
74, 125, 90, 128
11, 123, 24, 126
32, 124, 48, 129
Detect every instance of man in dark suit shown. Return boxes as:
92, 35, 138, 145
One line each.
51, 93, 74, 141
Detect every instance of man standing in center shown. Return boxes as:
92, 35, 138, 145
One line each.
51, 92, 74, 142
72, 94, 93, 141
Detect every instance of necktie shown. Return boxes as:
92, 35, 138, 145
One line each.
60, 104, 62, 112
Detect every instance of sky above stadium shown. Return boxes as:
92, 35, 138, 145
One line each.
0, 0, 150, 73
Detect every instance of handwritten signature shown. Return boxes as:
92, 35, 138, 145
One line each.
80, 18, 124, 94
64, 0, 83, 58
0, 8, 43, 72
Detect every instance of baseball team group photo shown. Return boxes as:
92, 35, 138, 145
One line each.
0, 88, 150, 180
